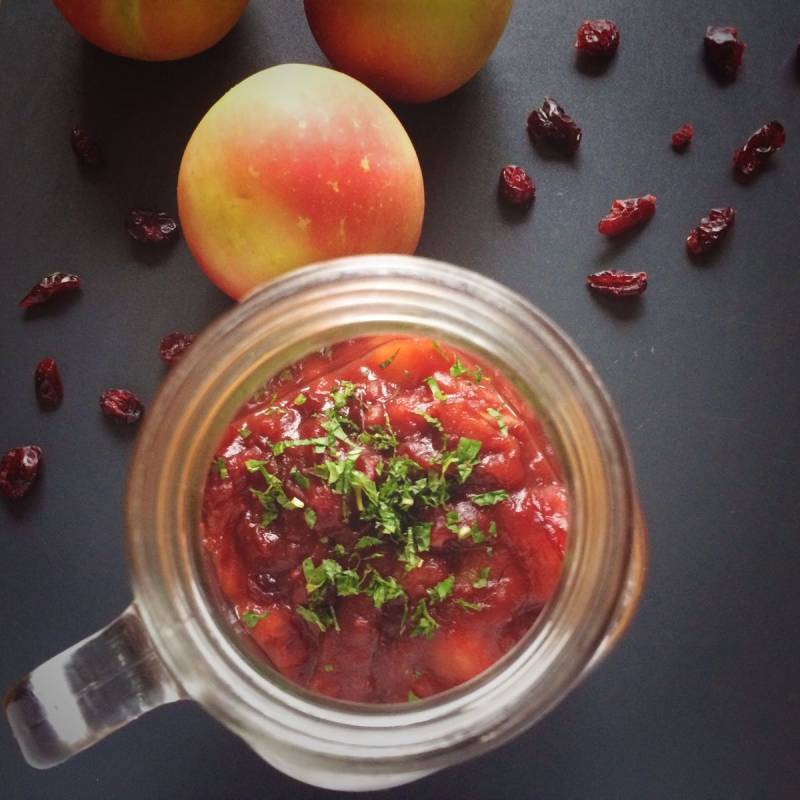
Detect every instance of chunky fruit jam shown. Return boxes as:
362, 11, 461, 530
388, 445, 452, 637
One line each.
201, 336, 567, 703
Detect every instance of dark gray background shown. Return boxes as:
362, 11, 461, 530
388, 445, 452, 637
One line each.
1, 1, 798, 798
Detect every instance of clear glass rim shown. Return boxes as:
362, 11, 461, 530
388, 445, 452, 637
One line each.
125, 255, 639, 774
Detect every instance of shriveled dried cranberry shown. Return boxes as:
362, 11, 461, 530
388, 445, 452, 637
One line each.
587, 271, 648, 297
19, 272, 81, 309
527, 97, 582, 155
100, 389, 144, 424
126, 209, 180, 245
70, 127, 104, 168
597, 194, 657, 236
0, 446, 43, 500
34, 358, 64, 410
704, 26, 745, 80
575, 19, 619, 57
732, 121, 786, 179
672, 123, 694, 151
498, 165, 535, 207
686, 208, 736, 255
159, 332, 196, 365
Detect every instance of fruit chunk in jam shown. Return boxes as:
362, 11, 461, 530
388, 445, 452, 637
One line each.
202, 336, 567, 703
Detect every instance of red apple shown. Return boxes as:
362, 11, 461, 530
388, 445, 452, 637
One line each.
51, 0, 249, 61
177, 64, 425, 299
304, 0, 514, 103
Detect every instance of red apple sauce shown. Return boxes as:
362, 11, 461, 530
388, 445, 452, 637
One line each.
201, 336, 567, 703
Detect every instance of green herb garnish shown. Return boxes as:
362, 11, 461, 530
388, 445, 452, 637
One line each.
241, 609, 270, 628
410, 599, 439, 639
413, 408, 444, 432
379, 349, 400, 369
407, 691, 420, 703
304, 508, 317, 529
455, 599, 483, 613
290, 466, 310, 489
323, 663, 334, 672
427, 575, 455, 604
470, 489, 508, 506
473, 567, 491, 589
238, 424, 251, 439
449, 357, 482, 383
487, 407, 508, 438
425, 376, 446, 402
293, 392, 307, 405
213, 457, 229, 480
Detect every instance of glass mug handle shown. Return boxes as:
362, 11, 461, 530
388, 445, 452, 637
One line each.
4, 604, 183, 768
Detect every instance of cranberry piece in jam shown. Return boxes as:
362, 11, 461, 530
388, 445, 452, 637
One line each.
70, 127, 104, 169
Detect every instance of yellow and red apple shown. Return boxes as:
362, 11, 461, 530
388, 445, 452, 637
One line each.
304, 0, 514, 104
51, 0, 249, 61
177, 64, 425, 299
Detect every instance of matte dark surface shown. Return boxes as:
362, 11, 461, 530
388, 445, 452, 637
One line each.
1, 1, 798, 798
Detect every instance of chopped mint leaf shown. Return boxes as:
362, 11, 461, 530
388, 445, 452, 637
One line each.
407, 690, 420, 703
323, 663, 334, 672
331, 380, 356, 409
413, 408, 443, 432
449, 356, 482, 383
379, 349, 400, 369
412, 522, 432, 552
333, 543, 346, 557
364, 571, 406, 609
470, 489, 508, 506
238, 424, 251, 439
241, 609, 270, 628
355, 535, 383, 549
440, 437, 481, 483
293, 392, 307, 405
410, 599, 439, 638
272, 436, 329, 457
427, 575, 455, 604
359, 422, 399, 452
473, 567, 491, 589
489, 521, 498, 537
425, 376, 446, 402
290, 467, 310, 489
445, 510, 461, 533
296, 605, 328, 631
487, 407, 508, 438
213, 457, 229, 480
455, 598, 483, 613
304, 507, 317, 529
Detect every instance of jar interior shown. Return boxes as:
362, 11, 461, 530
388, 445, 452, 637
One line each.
196, 331, 571, 707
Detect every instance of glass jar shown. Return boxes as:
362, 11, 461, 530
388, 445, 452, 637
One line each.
4, 255, 646, 791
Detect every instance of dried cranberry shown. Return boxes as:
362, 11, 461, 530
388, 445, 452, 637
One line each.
34, 358, 64, 410
732, 121, 786, 179
159, 332, 196, 365
575, 20, 619, 57
597, 194, 657, 236
498, 166, 535, 207
527, 98, 582, 155
19, 272, 81, 309
126, 210, 180, 245
587, 271, 648, 297
0, 446, 43, 500
70, 127, 104, 168
686, 208, 736, 255
672, 123, 694, 151
704, 26, 745, 80
100, 389, 144, 424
